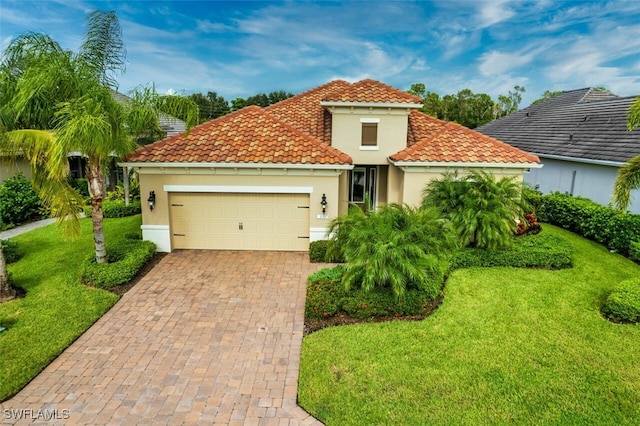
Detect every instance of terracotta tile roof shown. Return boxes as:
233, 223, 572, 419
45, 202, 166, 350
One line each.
391, 111, 540, 164
267, 80, 351, 143
321, 79, 422, 104
126, 105, 352, 165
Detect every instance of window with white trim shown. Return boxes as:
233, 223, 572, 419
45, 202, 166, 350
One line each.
360, 118, 380, 147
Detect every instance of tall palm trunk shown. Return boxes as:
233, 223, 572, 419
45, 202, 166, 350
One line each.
86, 158, 107, 263
0, 242, 14, 300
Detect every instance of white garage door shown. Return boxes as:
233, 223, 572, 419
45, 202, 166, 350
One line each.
169, 192, 310, 251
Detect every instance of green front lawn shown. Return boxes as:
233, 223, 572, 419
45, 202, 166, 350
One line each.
299, 225, 640, 425
0, 215, 142, 401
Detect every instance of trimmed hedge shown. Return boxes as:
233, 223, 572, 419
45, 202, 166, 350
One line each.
81, 240, 156, 289
83, 200, 142, 218
309, 240, 345, 263
602, 278, 640, 323
540, 192, 640, 256
451, 232, 573, 270
305, 265, 441, 320
630, 241, 640, 263
0, 174, 44, 226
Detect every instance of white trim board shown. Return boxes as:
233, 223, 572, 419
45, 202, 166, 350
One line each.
163, 185, 314, 194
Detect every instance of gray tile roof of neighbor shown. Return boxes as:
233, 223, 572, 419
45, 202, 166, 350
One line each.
476, 88, 640, 164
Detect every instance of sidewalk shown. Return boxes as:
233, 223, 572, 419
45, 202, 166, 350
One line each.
0, 218, 57, 239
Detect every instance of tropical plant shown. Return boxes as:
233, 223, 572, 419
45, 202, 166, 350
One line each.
0, 10, 197, 266
330, 203, 455, 299
612, 99, 640, 211
422, 171, 527, 249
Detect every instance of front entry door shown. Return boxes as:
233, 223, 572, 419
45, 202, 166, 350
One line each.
349, 166, 377, 207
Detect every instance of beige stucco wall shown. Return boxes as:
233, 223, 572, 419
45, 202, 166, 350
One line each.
0, 157, 32, 181
400, 166, 528, 207
328, 106, 410, 165
137, 168, 344, 232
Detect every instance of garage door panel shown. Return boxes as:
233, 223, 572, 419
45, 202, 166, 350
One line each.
169, 192, 310, 251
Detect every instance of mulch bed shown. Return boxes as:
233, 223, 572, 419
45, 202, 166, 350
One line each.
304, 295, 444, 335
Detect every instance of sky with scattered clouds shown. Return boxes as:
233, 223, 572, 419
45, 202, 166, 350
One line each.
1, 0, 640, 107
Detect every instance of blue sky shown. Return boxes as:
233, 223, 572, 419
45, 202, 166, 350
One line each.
1, 0, 640, 107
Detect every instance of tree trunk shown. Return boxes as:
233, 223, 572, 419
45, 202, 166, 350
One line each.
123, 166, 130, 206
0, 241, 15, 301
86, 159, 108, 264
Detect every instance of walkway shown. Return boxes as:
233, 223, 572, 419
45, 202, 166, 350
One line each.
0, 218, 56, 239
1, 250, 325, 425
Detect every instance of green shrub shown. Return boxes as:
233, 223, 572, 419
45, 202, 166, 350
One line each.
606, 214, 640, 256
602, 278, 640, 323
68, 177, 90, 198
451, 232, 573, 269
0, 174, 44, 225
84, 200, 142, 218
422, 171, 526, 249
305, 266, 348, 320
81, 240, 156, 289
521, 185, 543, 214
1, 239, 22, 264
309, 240, 329, 263
305, 265, 440, 321
629, 241, 640, 263
124, 231, 142, 240
342, 288, 432, 319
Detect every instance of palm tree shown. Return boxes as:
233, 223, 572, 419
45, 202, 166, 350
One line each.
612, 100, 640, 211
331, 203, 455, 299
423, 171, 527, 249
0, 10, 198, 266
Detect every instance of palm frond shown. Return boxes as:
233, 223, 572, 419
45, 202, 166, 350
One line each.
613, 155, 640, 211
78, 10, 125, 88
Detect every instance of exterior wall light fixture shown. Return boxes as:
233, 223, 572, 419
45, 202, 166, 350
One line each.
321, 193, 327, 214
147, 191, 156, 211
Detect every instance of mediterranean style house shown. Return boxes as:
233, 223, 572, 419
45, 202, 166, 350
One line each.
122, 79, 541, 252
477, 88, 640, 213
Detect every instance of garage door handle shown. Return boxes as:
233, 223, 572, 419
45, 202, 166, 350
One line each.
298, 206, 310, 209
173, 233, 185, 237
171, 204, 183, 207
298, 236, 310, 239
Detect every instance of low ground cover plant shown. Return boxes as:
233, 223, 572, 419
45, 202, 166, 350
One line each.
602, 278, 640, 323
451, 232, 572, 269
1, 239, 22, 264
81, 239, 155, 288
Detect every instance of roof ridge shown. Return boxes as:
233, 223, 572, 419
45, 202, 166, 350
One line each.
266, 80, 351, 110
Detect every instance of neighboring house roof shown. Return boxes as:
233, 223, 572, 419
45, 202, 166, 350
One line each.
392, 111, 540, 164
127, 105, 352, 165
126, 79, 539, 168
476, 88, 640, 165
111, 89, 187, 137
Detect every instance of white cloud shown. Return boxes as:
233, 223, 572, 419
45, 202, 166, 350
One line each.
478, 50, 537, 76
476, 0, 516, 29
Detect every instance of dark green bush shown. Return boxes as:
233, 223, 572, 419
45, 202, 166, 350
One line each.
84, 200, 142, 218
81, 240, 156, 289
539, 192, 640, 256
1, 239, 22, 264
309, 240, 329, 263
342, 288, 432, 319
305, 266, 348, 320
68, 177, 90, 198
124, 231, 142, 240
522, 185, 543, 214
602, 278, 640, 323
309, 240, 345, 263
305, 265, 443, 321
629, 241, 640, 263
0, 174, 44, 225
451, 232, 573, 269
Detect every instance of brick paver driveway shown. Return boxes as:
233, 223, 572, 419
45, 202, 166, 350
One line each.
1, 251, 325, 425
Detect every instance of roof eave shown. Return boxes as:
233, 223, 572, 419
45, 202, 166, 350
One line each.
320, 101, 423, 109
389, 160, 543, 169
119, 161, 354, 170
532, 153, 625, 167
